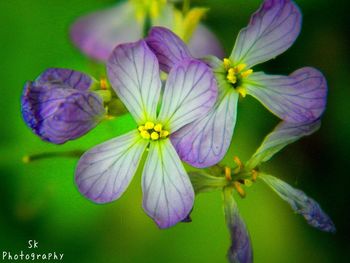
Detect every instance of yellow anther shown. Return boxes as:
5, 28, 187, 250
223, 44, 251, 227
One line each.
233, 181, 246, 198
227, 68, 237, 84
225, 167, 232, 181
144, 121, 155, 130
233, 156, 243, 169
235, 63, 247, 73
151, 132, 159, 140
251, 169, 258, 181
154, 123, 163, 132
241, 69, 253, 78
140, 130, 151, 140
223, 58, 231, 70
160, 130, 169, 138
236, 86, 247, 98
100, 77, 108, 90
138, 125, 146, 132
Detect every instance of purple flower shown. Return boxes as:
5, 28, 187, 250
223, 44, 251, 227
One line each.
75, 40, 217, 228
70, 1, 224, 61
146, 0, 328, 168
21, 68, 105, 144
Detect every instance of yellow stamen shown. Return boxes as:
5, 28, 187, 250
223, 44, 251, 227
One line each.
227, 68, 237, 84
154, 123, 162, 132
140, 130, 151, 140
138, 125, 146, 132
100, 77, 108, 90
236, 86, 247, 98
223, 58, 231, 70
144, 121, 155, 130
225, 167, 232, 181
241, 69, 253, 78
235, 63, 247, 73
233, 181, 246, 198
252, 169, 258, 181
160, 130, 169, 138
151, 132, 159, 140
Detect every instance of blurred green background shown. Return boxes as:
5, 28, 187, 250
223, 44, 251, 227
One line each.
0, 0, 348, 262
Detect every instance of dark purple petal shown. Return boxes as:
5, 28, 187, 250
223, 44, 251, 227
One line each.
142, 140, 194, 229
70, 2, 141, 61
107, 40, 162, 124
146, 27, 192, 73
245, 67, 328, 123
36, 68, 94, 91
157, 58, 218, 133
260, 174, 336, 233
245, 120, 321, 170
224, 188, 253, 263
230, 0, 301, 68
188, 24, 225, 59
21, 69, 104, 144
75, 130, 147, 203
172, 91, 238, 168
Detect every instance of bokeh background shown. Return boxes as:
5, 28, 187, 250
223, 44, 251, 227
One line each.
0, 0, 349, 262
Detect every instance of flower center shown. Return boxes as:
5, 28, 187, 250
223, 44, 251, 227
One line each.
138, 121, 170, 141
223, 58, 253, 97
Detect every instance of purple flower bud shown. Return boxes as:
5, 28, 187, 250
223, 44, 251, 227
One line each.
21, 68, 105, 144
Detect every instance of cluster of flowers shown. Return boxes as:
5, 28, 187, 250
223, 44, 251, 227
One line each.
21, 0, 335, 262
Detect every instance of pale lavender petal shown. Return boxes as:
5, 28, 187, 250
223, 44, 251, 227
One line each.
157, 58, 217, 132
230, 0, 301, 68
245, 121, 320, 170
260, 174, 336, 233
75, 130, 147, 204
21, 69, 104, 144
188, 24, 225, 59
107, 40, 162, 124
172, 91, 238, 168
70, 2, 141, 61
146, 26, 192, 73
245, 67, 327, 123
224, 188, 253, 263
142, 139, 194, 228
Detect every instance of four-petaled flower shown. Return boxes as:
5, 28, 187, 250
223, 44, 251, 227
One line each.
70, 0, 224, 61
146, 0, 328, 168
75, 40, 217, 228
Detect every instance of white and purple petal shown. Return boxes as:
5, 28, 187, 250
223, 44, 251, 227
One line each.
230, 0, 301, 68
260, 174, 336, 233
146, 26, 192, 73
172, 91, 238, 168
157, 58, 217, 133
107, 40, 162, 124
245, 67, 327, 123
21, 69, 104, 144
142, 139, 194, 228
75, 130, 148, 204
224, 188, 253, 263
245, 120, 320, 170
70, 2, 141, 61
